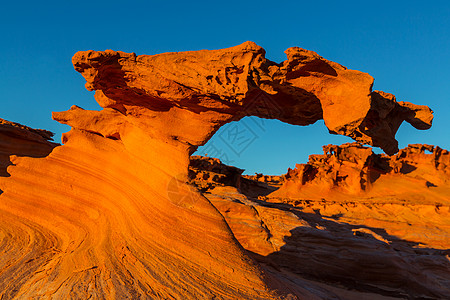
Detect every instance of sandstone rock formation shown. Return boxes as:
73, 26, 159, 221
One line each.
189, 155, 244, 190
273, 142, 450, 198
69, 42, 432, 155
189, 148, 450, 299
0, 42, 443, 299
0, 118, 58, 177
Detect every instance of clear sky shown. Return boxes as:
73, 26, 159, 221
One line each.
1, 1, 449, 174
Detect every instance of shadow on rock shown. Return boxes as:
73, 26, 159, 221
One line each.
248, 200, 450, 299
0, 120, 59, 177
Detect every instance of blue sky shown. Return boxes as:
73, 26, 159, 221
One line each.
1, 1, 449, 174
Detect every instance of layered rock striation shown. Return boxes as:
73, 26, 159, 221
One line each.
0, 42, 442, 299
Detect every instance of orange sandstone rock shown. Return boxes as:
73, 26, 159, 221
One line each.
273, 142, 450, 197
0, 118, 58, 177
0, 42, 439, 299
0, 126, 284, 299
190, 150, 450, 299
69, 42, 432, 155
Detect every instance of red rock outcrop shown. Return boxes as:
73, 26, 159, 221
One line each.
0, 121, 285, 299
189, 155, 244, 190
68, 42, 432, 155
0, 42, 440, 299
189, 149, 450, 299
0, 118, 58, 177
273, 142, 450, 197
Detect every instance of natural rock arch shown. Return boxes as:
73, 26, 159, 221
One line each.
58, 41, 433, 164
0, 42, 435, 299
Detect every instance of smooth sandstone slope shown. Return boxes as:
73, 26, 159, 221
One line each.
0, 121, 286, 299
0, 42, 436, 299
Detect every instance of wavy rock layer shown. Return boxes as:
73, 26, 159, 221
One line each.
0, 127, 286, 299
0, 42, 438, 299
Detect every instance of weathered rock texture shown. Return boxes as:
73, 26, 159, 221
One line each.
0, 119, 58, 177
273, 142, 450, 198
191, 148, 450, 299
69, 42, 432, 155
0, 42, 442, 299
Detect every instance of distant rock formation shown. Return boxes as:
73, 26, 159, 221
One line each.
0, 42, 442, 299
189, 155, 244, 190
273, 142, 450, 196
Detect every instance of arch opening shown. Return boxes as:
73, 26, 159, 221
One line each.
193, 116, 353, 175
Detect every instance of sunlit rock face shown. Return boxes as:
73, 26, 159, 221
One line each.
0, 43, 441, 299
273, 142, 450, 195
69, 42, 432, 156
